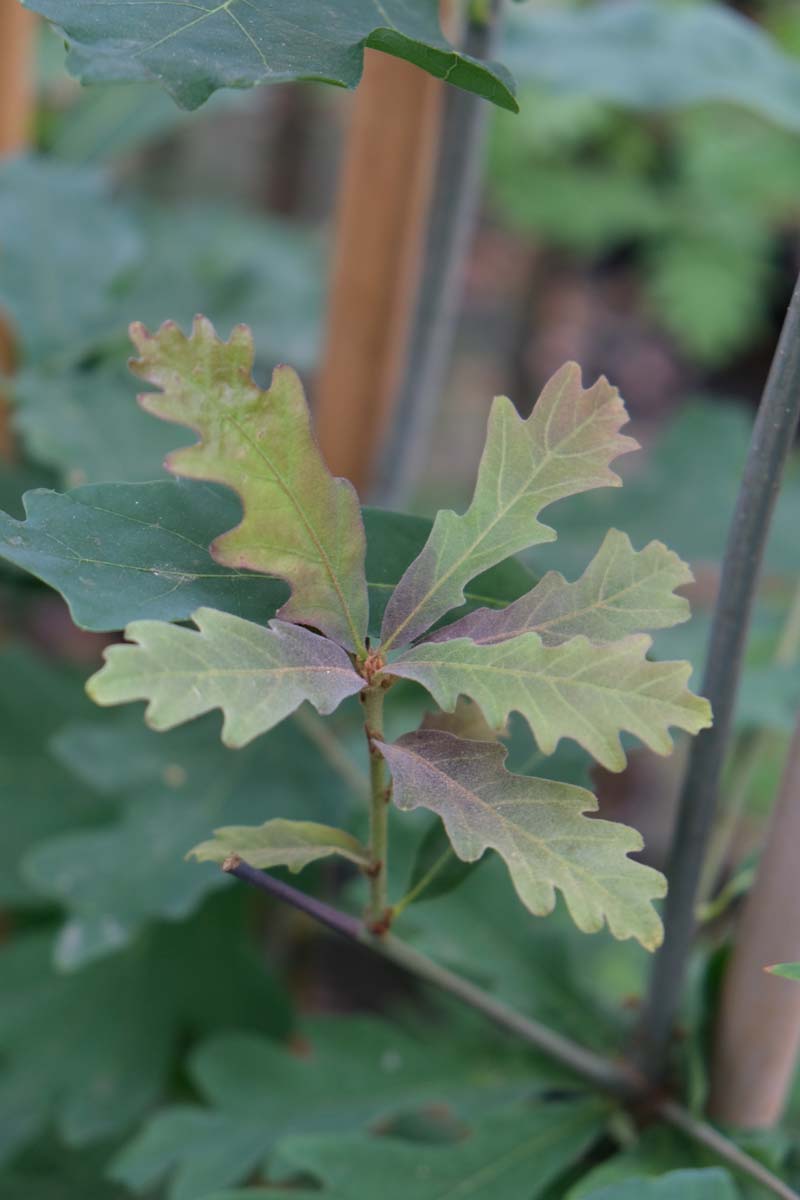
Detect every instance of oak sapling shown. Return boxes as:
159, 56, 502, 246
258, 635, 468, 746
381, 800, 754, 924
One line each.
80, 316, 710, 943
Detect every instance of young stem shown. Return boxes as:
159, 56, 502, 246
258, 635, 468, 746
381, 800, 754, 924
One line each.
392, 847, 455, 918
223, 856, 800, 1200
364, 684, 390, 927
635, 269, 800, 1085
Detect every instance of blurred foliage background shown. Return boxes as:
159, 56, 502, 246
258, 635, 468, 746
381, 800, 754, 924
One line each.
4, 1, 800, 1196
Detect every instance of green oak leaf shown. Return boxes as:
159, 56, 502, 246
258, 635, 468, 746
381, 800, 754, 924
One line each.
0, 484, 535, 633
25, 0, 517, 113
111, 1017, 539, 1200
87, 609, 364, 748
766, 962, 800, 980
581, 1169, 737, 1199
389, 633, 711, 772
189, 818, 370, 872
379, 731, 665, 949
0, 482, 287, 630
130, 317, 369, 652
380, 363, 638, 651
431, 530, 692, 647
231, 1099, 607, 1200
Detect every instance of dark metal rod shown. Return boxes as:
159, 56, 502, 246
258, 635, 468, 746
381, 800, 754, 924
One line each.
635, 270, 800, 1081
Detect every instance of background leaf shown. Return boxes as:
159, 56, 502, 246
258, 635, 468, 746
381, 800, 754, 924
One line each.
25, 709, 358, 968
581, 1168, 737, 1199
0, 894, 290, 1164
380, 731, 665, 949
26, 0, 518, 112
502, 1, 800, 132
111, 1016, 542, 1200
0, 646, 108, 906
380, 363, 637, 650
266, 1099, 607, 1199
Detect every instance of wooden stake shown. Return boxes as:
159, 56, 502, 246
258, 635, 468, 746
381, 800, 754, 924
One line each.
313, 49, 444, 493
709, 715, 800, 1127
0, 0, 37, 459
0, 0, 36, 156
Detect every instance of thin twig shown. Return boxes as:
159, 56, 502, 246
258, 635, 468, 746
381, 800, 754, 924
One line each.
660, 1101, 800, 1200
636, 269, 800, 1083
224, 857, 800, 1200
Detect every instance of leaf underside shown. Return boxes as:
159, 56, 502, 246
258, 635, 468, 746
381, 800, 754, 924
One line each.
431, 528, 692, 646
380, 363, 638, 651
130, 317, 369, 652
24, 0, 518, 112
189, 818, 370, 872
390, 634, 711, 773
86, 609, 364, 748
379, 731, 665, 950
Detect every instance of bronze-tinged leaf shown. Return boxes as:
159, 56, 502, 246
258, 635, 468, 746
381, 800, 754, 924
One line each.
86, 609, 364, 748
189, 819, 370, 872
389, 633, 711, 772
129, 317, 369, 652
429, 529, 692, 647
380, 364, 638, 651
378, 731, 665, 949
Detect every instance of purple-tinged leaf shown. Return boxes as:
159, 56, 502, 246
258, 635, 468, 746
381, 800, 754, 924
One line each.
380, 364, 637, 651
379, 731, 665, 949
429, 530, 692, 647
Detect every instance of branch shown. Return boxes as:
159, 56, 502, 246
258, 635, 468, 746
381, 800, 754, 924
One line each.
636, 268, 800, 1082
224, 857, 800, 1200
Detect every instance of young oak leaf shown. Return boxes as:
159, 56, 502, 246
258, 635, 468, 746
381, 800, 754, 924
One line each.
189, 819, 370, 873
86, 609, 364, 749
429, 529, 692, 647
129, 317, 369, 653
388, 634, 711, 772
380, 363, 638, 651
378, 731, 666, 949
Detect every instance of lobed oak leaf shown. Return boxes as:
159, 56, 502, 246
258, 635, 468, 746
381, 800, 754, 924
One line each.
378, 731, 666, 949
86, 609, 364, 748
380, 363, 638, 651
129, 317, 369, 652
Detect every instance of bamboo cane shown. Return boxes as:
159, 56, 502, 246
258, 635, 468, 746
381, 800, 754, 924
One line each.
0, 0, 37, 459
709, 714, 800, 1126
313, 49, 445, 493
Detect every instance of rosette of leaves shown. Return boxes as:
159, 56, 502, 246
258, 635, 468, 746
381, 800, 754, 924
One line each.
4, 316, 711, 952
